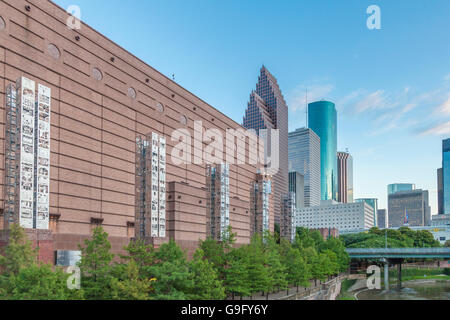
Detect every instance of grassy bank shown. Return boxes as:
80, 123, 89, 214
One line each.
337, 279, 357, 300
384, 268, 450, 284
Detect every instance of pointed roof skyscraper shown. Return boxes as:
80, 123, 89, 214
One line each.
243, 66, 289, 228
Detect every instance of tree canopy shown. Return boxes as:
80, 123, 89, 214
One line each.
1, 225, 350, 300
341, 227, 441, 249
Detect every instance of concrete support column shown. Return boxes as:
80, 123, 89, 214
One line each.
397, 262, 402, 289
384, 262, 389, 291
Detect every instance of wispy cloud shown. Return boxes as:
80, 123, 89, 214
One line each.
287, 83, 334, 112
337, 87, 409, 116
288, 74, 450, 137
354, 90, 391, 113
434, 97, 450, 115
338, 78, 450, 136
401, 103, 417, 113
419, 121, 450, 136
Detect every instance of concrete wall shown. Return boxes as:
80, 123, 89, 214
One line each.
280, 276, 347, 300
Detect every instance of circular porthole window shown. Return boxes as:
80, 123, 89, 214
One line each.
47, 43, 60, 60
156, 102, 164, 113
92, 68, 103, 81
128, 87, 136, 99
0, 16, 5, 30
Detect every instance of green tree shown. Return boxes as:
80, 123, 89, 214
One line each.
445, 240, 450, 248
300, 247, 322, 281
314, 252, 331, 281
187, 249, 226, 300
110, 260, 154, 300
263, 232, 287, 291
245, 235, 270, 295
0, 224, 84, 300
342, 227, 440, 249
0, 224, 37, 275
224, 248, 251, 298
221, 225, 237, 251
300, 246, 318, 266
199, 226, 236, 279
294, 227, 315, 249
411, 230, 441, 247
368, 227, 383, 236
320, 237, 350, 272
293, 227, 325, 251
273, 223, 281, 244
122, 239, 156, 278
148, 240, 193, 300
322, 249, 339, 276
199, 238, 226, 277
310, 229, 325, 248
281, 244, 311, 288
1, 264, 83, 300
78, 226, 114, 300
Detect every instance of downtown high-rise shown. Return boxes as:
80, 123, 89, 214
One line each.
438, 168, 443, 214
337, 151, 353, 203
388, 190, 431, 227
288, 128, 321, 207
308, 101, 338, 201
377, 209, 388, 229
289, 171, 305, 209
439, 138, 450, 215
243, 66, 289, 226
355, 198, 378, 227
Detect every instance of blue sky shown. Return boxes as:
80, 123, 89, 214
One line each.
54, 0, 450, 214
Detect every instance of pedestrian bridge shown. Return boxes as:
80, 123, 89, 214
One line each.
346, 248, 450, 259
346, 248, 450, 291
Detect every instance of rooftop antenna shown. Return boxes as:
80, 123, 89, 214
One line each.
172, 74, 175, 81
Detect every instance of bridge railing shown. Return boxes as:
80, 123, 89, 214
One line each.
346, 247, 450, 259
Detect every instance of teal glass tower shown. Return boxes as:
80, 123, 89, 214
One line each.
308, 101, 337, 201
442, 138, 450, 214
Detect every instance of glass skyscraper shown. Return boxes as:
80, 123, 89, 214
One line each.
308, 101, 337, 201
443, 138, 450, 214
288, 128, 321, 207
437, 168, 443, 214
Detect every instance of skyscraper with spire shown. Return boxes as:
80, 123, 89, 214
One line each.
243, 66, 289, 227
